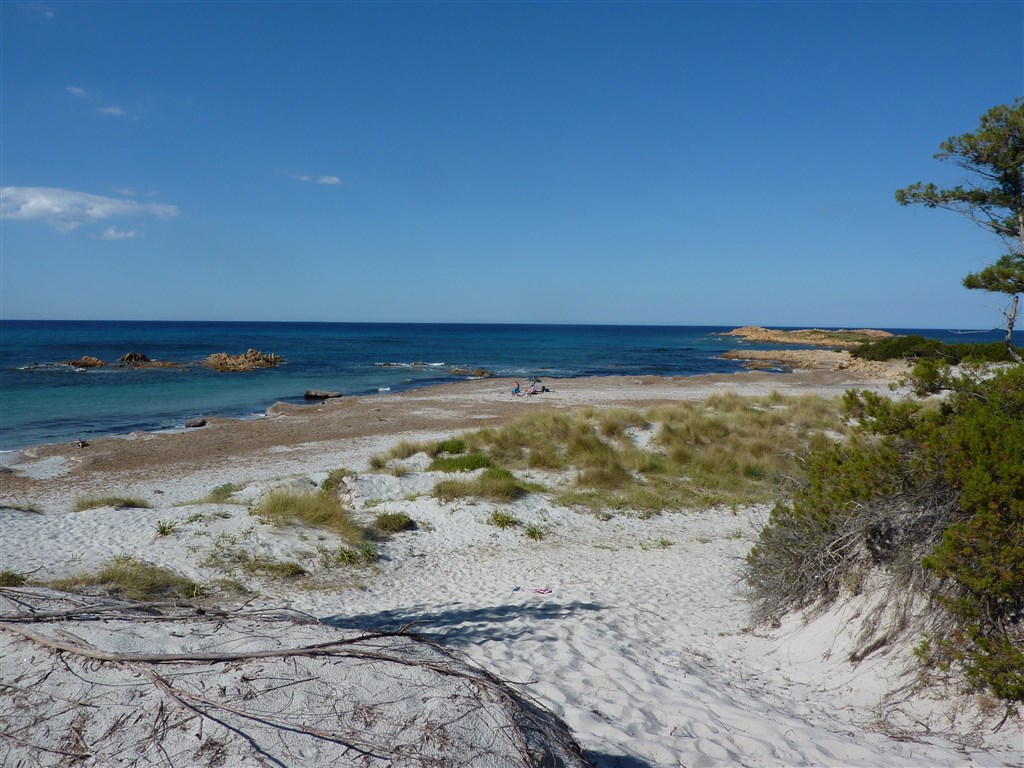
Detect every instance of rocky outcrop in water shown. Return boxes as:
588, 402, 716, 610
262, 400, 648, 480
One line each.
202, 349, 283, 372
64, 356, 107, 368
719, 326, 894, 347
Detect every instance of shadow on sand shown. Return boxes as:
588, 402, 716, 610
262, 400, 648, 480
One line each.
321, 599, 604, 645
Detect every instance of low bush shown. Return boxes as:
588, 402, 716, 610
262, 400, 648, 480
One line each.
746, 364, 1024, 704
852, 335, 1012, 363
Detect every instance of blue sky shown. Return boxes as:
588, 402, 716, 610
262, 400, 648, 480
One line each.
2, 1, 1021, 328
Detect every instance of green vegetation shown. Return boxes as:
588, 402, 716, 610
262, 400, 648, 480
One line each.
252, 488, 366, 545
433, 437, 466, 455
320, 468, 350, 494
746, 364, 1024, 704
154, 520, 176, 536
205, 483, 240, 503
852, 335, 1012, 364
73, 496, 152, 512
432, 394, 846, 513
49, 556, 204, 600
427, 453, 492, 472
897, 99, 1024, 360
0, 570, 28, 586
487, 510, 520, 529
433, 467, 526, 503
374, 511, 416, 534
525, 524, 545, 541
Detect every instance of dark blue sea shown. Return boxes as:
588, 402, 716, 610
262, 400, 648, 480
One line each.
0, 321, 1004, 453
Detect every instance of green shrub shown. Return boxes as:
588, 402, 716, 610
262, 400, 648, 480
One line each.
374, 511, 416, 533
525, 524, 545, 541
747, 364, 1024, 704
853, 335, 1012, 363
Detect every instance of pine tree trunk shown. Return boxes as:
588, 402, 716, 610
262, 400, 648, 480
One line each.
1005, 294, 1021, 362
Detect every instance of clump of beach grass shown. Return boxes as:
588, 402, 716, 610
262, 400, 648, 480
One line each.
251, 488, 366, 546
428, 453, 492, 472
374, 511, 416, 534
73, 496, 152, 512
487, 510, 520, 529
433, 467, 526, 503
49, 556, 204, 600
440, 392, 847, 513
205, 483, 240, 503
525, 524, 545, 541
0, 570, 28, 586
320, 468, 351, 494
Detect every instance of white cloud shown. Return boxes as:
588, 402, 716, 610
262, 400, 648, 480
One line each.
66, 86, 88, 99
1, 187, 178, 233
92, 226, 138, 241
21, 3, 56, 19
97, 106, 129, 117
283, 171, 343, 186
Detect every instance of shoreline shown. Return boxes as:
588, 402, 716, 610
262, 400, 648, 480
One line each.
1, 363, 907, 508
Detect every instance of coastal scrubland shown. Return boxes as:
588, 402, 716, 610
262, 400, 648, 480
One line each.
2, 366, 1021, 765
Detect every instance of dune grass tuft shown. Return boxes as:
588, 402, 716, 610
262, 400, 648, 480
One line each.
374, 511, 416, 534
431, 392, 846, 513
73, 496, 152, 512
428, 453, 492, 473
252, 489, 366, 546
0, 570, 28, 586
49, 556, 204, 600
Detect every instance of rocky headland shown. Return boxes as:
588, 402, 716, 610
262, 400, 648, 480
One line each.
720, 326, 894, 347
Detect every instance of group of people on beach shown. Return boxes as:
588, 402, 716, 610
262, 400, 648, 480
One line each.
512, 380, 548, 397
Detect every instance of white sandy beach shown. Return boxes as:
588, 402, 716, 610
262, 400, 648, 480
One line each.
2, 371, 1021, 766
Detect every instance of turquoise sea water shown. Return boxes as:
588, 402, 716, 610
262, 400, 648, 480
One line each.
0, 321, 1003, 452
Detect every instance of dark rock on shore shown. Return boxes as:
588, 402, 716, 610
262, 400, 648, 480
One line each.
119, 352, 151, 364
305, 390, 342, 400
185, 418, 207, 428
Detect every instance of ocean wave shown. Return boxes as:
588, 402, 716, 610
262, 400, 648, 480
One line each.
374, 362, 446, 368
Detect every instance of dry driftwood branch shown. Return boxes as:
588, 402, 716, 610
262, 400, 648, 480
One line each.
0, 600, 589, 768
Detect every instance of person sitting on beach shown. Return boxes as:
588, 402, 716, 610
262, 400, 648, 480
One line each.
525, 381, 539, 395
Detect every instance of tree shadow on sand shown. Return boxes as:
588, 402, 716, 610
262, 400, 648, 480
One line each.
584, 754, 656, 768
321, 600, 604, 646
